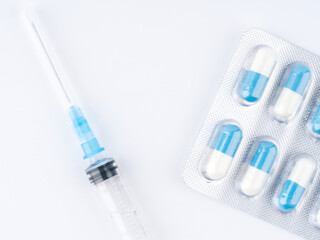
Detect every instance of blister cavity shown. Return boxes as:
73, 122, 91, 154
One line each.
274, 154, 316, 213
237, 137, 278, 197
233, 45, 277, 106
307, 97, 320, 139
271, 63, 311, 123
199, 120, 242, 181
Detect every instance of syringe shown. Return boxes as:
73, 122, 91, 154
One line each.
25, 15, 149, 240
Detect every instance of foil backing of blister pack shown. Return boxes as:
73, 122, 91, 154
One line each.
183, 29, 320, 240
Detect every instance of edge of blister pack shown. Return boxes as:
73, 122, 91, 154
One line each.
183, 28, 320, 240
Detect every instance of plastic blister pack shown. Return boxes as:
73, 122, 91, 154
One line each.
183, 29, 320, 239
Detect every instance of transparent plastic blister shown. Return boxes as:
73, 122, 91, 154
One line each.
271, 62, 312, 123
236, 136, 278, 198
273, 154, 317, 214
233, 45, 277, 106
183, 29, 320, 239
199, 120, 242, 181
307, 97, 320, 139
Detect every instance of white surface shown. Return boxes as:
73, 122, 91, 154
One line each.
2, 0, 320, 239
201, 149, 233, 180
272, 87, 302, 121
240, 166, 268, 197
247, 46, 277, 77
288, 157, 316, 188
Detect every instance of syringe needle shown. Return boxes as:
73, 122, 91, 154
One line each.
30, 20, 73, 105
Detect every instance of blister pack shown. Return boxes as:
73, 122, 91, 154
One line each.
183, 29, 320, 239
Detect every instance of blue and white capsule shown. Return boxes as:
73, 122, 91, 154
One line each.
235, 46, 277, 105
240, 141, 278, 197
277, 156, 316, 213
272, 63, 311, 122
201, 124, 242, 180
308, 100, 320, 139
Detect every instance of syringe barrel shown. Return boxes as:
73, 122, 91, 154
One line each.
86, 160, 149, 240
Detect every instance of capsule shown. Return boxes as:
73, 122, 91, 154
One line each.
235, 46, 277, 105
309, 102, 320, 138
240, 141, 277, 197
272, 63, 311, 122
201, 124, 242, 180
277, 156, 316, 213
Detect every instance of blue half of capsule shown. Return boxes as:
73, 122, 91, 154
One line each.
237, 70, 269, 103
250, 141, 277, 173
283, 63, 311, 96
278, 180, 305, 213
311, 104, 320, 134
208, 124, 242, 157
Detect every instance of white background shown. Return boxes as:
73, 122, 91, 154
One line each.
1, 0, 320, 239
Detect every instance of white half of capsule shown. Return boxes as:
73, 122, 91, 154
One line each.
244, 47, 277, 77
287, 157, 316, 188
272, 88, 302, 121
202, 149, 233, 180
240, 166, 269, 196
